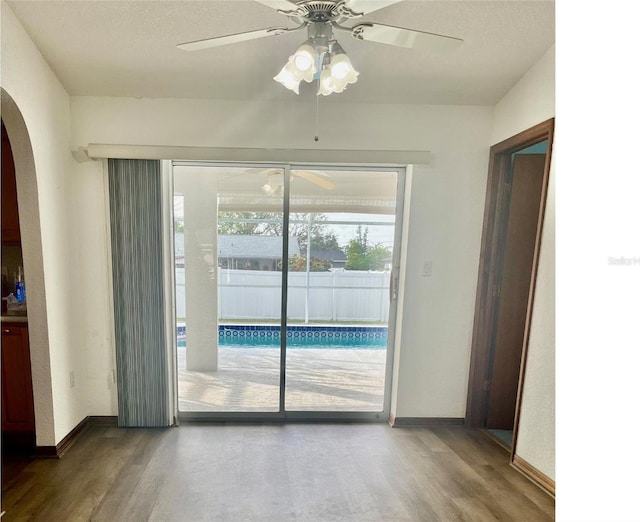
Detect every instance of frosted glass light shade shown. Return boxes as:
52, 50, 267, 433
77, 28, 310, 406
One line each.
329, 54, 353, 79
317, 54, 358, 96
332, 75, 348, 93
293, 44, 317, 81
317, 69, 335, 96
274, 61, 302, 94
274, 43, 320, 94
317, 69, 348, 95
330, 54, 359, 84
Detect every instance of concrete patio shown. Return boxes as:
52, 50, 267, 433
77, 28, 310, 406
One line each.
177, 346, 387, 412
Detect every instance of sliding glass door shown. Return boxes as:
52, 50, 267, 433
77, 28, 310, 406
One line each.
174, 165, 284, 412
172, 163, 402, 418
284, 168, 398, 412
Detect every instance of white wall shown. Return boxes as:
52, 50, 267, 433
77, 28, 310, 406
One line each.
492, 45, 555, 480
1, 2, 115, 444
70, 96, 494, 419
70, 161, 118, 416
392, 128, 492, 417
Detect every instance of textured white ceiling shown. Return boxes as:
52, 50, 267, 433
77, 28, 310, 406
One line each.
6, 0, 555, 105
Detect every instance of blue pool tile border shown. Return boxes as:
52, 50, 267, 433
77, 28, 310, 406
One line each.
176, 324, 387, 348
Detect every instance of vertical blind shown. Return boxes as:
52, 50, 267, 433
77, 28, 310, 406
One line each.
108, 159, 168, 427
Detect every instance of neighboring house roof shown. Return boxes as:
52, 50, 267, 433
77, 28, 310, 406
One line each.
174, 233, 300, 260
310, 249, 347, 263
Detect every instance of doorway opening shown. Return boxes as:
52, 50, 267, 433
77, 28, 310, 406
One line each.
466, 119, 554, 454
171, 163, 404, 420
1, 121, 36, 456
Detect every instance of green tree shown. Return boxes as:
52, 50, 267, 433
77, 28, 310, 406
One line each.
287, 214, 342, 254
345, 226, 368, 270
345, 226, 391, 271
308, 228, 341, 252
365, 245, 391, 271
217, 211, 277, 235
218, 211, 343, 253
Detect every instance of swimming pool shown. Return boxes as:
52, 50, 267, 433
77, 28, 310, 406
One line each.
176, 324, 387, 349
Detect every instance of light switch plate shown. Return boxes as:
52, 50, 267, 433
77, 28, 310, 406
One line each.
422, 261, 432, 277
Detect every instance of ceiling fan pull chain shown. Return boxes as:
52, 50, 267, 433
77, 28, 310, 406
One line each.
314, 89, 320, 142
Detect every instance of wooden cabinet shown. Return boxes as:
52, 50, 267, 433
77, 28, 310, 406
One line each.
2, 121, 21, 244
1, 323, 35, 435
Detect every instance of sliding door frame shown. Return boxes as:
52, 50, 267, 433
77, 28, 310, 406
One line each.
161, 160, 179, 425
170, 161, 406, 422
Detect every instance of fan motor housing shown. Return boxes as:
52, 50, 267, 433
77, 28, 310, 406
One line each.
293, 1, 344, 22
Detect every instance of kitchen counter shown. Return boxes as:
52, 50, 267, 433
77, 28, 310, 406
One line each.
1, 315, 28, 323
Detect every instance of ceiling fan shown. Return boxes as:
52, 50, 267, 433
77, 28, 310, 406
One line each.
177, 0, 463, 96
262, 169, 336, 195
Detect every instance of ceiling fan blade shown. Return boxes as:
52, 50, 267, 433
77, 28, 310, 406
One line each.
352, 23, 463, 50
253, 0, 300, 13
342, 0, 404, 16
177, 27, 291, 51
292, 170, 336, 191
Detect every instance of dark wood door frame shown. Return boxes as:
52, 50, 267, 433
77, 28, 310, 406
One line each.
465, 119, 554, 452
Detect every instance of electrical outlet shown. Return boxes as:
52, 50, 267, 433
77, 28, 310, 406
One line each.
70, 371, 75, 388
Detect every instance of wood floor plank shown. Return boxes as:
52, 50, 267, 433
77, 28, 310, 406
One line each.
1, 423, 554, 521
452, 498, 500, 522
432, 428, 554, 520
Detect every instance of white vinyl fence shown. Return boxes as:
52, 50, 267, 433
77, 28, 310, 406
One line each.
175, 268, 390, 322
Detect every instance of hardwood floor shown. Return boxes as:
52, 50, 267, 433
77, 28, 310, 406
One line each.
1, 423, 554, 521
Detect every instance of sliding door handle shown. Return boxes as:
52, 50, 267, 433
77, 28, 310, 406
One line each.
389, 270, 399, 302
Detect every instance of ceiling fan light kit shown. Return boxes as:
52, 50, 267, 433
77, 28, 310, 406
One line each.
178, 0, 463, 97
274, 21, 359, 96
262, 179, 284, 196
260, 169, 337, 194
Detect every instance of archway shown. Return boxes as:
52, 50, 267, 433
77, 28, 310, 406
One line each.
1, 88, 55, 448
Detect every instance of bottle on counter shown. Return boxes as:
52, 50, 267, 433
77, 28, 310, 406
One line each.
14, 266, 26, 305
